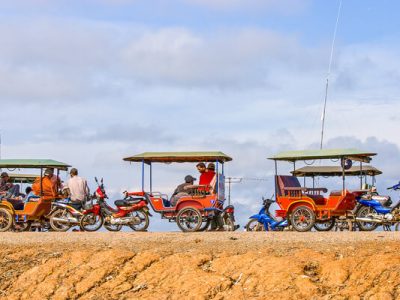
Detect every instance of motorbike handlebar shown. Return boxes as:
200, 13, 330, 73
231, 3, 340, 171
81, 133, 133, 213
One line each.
388, 182, 400, 190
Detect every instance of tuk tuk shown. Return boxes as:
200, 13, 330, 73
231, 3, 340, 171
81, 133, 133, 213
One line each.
269, 148, 376, 231
0, 159, 71, 231
291, 165, 382, 231
123, 151, 235, 232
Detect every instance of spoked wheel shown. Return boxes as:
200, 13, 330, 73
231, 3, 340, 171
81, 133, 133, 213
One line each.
314, 218, 335, 231
246, 219, 265, 231
80, 213, 103, 232
176, 207, 202, 232
290, 206, 315, 232
129, 210, 149, 231
198, 219, 211, 231
0, 208, 13, 232
356, 206, 378, 231
49, 209, 72, 232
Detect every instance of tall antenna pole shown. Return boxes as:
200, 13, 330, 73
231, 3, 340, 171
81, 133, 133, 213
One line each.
320, 0, 343, 149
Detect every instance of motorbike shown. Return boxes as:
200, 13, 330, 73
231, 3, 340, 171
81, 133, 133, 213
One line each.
246, 198, 289, 231
80, 178, 151, 232
48, 198, 90, 232
355, 182, 400, 231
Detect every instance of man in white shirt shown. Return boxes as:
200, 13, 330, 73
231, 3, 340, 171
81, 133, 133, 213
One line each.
66, 168, 90, 210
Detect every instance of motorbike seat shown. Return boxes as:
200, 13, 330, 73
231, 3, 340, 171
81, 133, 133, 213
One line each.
114, 197, 143, 207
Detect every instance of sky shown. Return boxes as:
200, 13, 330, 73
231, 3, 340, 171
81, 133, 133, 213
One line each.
1, 0, 400, 230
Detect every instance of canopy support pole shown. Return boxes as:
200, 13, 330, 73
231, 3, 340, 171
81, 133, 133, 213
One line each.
274, 161, 278, 200
141, 160, 145, 192
149, 162, 152, 193
360, 162, 363, 189
40, 168, 43, 196
342, 157, 345, 193
216, 160, 219, 204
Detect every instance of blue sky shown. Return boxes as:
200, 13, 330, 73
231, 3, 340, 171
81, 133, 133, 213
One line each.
1, 0, 400, 230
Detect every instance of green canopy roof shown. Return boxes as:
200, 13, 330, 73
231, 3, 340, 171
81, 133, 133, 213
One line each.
0, 159, 70, 170
291, 165, 382, 177
269, 148, 376, 163
123, 151, 232, 163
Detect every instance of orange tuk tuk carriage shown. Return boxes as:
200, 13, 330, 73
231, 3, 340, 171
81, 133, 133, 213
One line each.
123, 151, 234, 232
0, 159, 71, 231
269, 149, 377, 231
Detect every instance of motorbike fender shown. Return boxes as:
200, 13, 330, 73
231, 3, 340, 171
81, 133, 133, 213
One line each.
249, 214, 261, 221
358, 200, 391, 214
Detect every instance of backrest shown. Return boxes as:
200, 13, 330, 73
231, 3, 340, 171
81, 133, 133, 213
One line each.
276, 175, 302, 196
23, 197, 53, 216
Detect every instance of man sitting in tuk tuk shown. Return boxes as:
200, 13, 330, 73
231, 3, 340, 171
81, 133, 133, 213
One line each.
170, 175, 196, 206
32, 168, 58, 198
0, 172, 21, 198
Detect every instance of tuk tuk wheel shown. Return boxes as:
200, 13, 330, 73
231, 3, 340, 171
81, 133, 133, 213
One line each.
246, 219, 264, 231
290, 206, 315, 232
0, 208, 13, 232
313, 218, 335, 231
176, 207, 202, 232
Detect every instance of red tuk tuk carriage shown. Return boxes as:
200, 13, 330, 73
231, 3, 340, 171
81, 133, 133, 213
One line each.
123, 151, 234, 232
0, 159, 71, 231
269, 149, 376, 231
291, 165, 382, 231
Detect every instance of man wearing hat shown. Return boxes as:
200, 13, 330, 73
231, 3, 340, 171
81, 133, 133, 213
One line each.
170, 175, 196, 206
65, 168, 89, 210
0, 172, 20, 198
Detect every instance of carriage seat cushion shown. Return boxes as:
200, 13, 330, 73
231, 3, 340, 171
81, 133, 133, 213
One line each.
306, 194, 326, 206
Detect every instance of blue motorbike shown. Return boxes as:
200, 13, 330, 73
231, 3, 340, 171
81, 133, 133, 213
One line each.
246, 198, 289, 231
355, 182, 400, 231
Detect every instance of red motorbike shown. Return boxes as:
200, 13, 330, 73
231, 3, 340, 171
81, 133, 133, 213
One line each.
80, 178, 151, 232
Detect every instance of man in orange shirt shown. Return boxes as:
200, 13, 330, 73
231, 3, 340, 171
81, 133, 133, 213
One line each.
32, 168, 57, 198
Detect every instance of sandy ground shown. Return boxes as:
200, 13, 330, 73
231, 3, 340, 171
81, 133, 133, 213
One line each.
0, 232, 400, 299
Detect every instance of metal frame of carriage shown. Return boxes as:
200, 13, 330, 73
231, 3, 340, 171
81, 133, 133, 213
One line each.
268, 148, 377, 232
0, 159, 71, 231
123, 151, 232, 232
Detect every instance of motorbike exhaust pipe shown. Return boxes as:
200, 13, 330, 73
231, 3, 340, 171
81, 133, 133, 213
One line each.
355, 217, 383, 224
51, 217, 79, 224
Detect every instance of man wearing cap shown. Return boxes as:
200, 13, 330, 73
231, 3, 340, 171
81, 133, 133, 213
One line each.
170, 175, 196, 206
65, 168, 89, 210
0, 172, 21, 198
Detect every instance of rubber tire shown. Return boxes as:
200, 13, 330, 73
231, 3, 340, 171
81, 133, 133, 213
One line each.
129, 210, 150, 231
198, 219, 211, 231
49, 209, 72, 232
0, 208, 13, 232
290, 206, 316, 232
223, 215, 235, 231
314, 218, 335, 231
355, 206, 379, 231
80, 213, 104, 232
176, 207, 202, 232
246, 219, 264, 231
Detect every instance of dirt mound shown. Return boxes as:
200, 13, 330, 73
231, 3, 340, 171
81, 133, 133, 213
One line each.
0, 232, 400, 299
